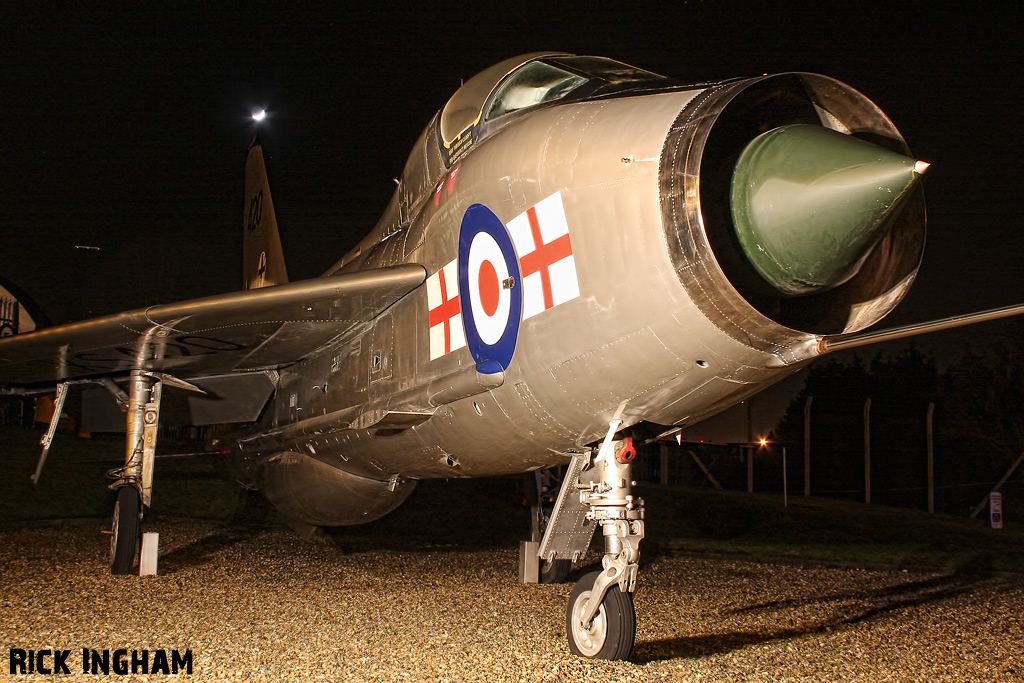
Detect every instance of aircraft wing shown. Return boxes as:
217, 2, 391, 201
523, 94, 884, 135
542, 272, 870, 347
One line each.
0, 265, 426, 390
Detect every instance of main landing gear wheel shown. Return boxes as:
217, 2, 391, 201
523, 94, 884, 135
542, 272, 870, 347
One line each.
566, 570, 636, 660
541, 557, 572, 584
110, 486, 141, 575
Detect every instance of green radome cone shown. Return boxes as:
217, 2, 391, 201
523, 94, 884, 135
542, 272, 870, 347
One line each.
731, 123, 928, 296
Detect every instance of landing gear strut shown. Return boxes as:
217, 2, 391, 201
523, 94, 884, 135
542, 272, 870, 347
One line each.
540, 421, 645, 660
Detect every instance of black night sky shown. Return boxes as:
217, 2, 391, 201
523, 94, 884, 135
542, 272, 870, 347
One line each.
3, 3, 1022, 351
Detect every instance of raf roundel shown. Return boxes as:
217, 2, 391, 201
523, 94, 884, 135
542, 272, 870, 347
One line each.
458, 204, 522, 374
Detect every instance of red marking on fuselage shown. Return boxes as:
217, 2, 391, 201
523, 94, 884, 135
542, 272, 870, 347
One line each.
478, 259, 500, 317
428, 267, 461, 354
447, 164, 462, 195
518, 206, 573, 311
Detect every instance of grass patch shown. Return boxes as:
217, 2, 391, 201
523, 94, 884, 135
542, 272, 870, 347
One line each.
3, 425, 1021, 573
0, 426, 242, 523
639, 483, 1024, 573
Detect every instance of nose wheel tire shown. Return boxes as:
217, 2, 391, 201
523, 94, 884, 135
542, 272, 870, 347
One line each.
110, 486, 141, 575
566, 570, 636, 660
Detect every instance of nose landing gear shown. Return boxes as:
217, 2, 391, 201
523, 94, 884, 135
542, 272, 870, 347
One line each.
539, 423, 645, 660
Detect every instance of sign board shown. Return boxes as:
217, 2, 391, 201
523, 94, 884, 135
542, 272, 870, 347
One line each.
990, 492, 1003, 529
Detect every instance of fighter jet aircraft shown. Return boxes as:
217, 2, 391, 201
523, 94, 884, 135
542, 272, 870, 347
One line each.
3, 53, 1023, 660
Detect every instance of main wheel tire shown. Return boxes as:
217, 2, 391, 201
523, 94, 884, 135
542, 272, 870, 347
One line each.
540, 558, 572, 584
566, 570, 636, 660
110, 486, 141, 575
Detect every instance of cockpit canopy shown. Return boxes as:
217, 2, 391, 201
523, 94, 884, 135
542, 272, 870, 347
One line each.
439, 53, 666, 147
384, 52, 668, 248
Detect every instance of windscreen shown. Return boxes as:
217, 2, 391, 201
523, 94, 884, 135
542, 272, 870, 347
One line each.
484, 62, 589, 121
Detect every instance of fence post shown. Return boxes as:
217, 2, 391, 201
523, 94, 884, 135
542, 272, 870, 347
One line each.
804, 395, 813, 497
746, 400, 754, 493
783, 447, 788, 507
927, 402, 935, 513
864, 397, 872, 504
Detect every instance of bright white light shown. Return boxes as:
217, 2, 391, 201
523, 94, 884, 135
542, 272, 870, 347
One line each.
251, 107, 266, 122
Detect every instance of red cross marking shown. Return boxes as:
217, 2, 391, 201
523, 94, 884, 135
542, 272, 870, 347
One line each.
518, 206, 573, 311
428, 268, 461, 354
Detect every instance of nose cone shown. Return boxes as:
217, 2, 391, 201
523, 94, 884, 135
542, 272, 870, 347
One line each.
731, 124, 928, 296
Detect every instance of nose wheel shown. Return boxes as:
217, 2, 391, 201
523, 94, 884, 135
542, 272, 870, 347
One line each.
567, 570, 636, 659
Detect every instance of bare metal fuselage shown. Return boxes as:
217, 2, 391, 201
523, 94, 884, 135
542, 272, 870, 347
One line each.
235, 67, 924, 518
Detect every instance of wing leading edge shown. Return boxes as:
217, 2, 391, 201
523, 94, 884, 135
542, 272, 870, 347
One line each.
0, 265, 426, 390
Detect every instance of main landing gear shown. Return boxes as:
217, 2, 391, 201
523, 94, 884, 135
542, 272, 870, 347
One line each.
107, 369, 163, 575
31, 368, 193, 575
537, 424, 645, 660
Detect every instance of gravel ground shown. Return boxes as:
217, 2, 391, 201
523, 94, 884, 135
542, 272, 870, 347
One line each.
1, 521, 1021, 682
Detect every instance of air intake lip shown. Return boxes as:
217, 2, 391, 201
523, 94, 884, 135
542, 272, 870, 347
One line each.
659, 73, 926, 345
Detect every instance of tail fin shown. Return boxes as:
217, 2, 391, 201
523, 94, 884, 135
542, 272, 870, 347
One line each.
0, 275, 44, 335
244, 137, 289, 289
